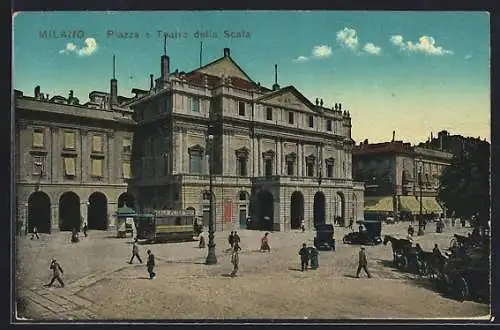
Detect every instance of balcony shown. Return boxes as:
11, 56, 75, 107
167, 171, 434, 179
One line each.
252, 175, 356, 187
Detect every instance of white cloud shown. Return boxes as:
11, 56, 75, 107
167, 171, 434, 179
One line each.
59, 38, 98, 56
336, 27, 358, 51
311, 45, 332, 58
293, 55, 309, 62
363, 43, 381, 55
390, 35, 404, 47
464, 54, 473, 60
390, 34, 453, 56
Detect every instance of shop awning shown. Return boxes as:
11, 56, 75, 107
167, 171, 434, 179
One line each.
364, 196, 394, 212
398, 196, 421, 213
420, 197, 443, 214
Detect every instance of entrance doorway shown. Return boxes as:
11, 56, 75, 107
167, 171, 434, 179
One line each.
290, 191, 304, 229
27, 191, 51, 233
257, 190, 274, 231
313, 191, 326, 227
118, 192, 135, 209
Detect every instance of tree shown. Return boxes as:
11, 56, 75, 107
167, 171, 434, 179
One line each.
437, 140, 490, 229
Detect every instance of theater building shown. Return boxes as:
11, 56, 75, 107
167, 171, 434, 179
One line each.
127, 47, 365, 231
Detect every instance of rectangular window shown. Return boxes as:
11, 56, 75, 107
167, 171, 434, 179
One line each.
326, 163, 333, 178
122, 137, 132, 152
63, 131, 76, 149
238, 102, 246, 116
238, 158, 248, 176
122, 161, 131, 179
164, 153, 169, 175
287, 161, 294, 176
191, 97, 200, 113
32, 129, 44, 148
266, 107, 273, 121
63, 157, 76, 177
265, 159, 273, 177
92, 135, 103, 152
308, 115, 314, 128
91, 158, 103, 178
32, 156, 46, 175
307, 163, 314, 177
326, 120, 332, 132
288, 112, 294, 124
189, 154, 202, 174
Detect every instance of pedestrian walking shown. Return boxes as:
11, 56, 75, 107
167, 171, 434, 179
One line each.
198, 232, 206, 248
83, 223, 88, 237
230, 243, 241, 277
260, 232, 271, 252
298, 243, 310, 271
44, 258, 64, 288
31, 226, 40, 240
300, 218, 305, 232
348, 219, 354, 230
407, 224, 414, 237
228, 231, 235, 249
309, 246, 319, 270
146, 250, 156, 279
356, 246, 371, 278
233, 231, 241, 246
129, 238, 143, 264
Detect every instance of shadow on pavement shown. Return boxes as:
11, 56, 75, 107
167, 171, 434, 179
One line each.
288, 267, 304, 272
343, 274, 358, 279
221, 273, 235, 278
136, 277, 151, 280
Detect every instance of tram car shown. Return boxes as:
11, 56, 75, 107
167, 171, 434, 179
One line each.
135, 209, 197, 243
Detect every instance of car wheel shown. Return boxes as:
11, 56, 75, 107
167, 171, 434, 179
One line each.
455, 276, 470, 301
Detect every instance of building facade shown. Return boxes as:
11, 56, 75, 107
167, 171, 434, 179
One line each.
14, 47, 365, 233
14, 86, 136, 234
352, 137, 453, 220
127, 48, 365, 231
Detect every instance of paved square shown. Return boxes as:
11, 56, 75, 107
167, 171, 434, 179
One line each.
16, 222, 489, 320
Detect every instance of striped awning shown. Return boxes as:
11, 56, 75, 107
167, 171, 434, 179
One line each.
398, 196, 421, 213
420, 197, 443, 214
364, 196, 394, 212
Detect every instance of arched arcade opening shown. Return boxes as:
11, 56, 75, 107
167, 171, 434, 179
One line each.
27, 191, 51, 234
257, 190, 274, 231
118, 192, 135, 209
59, 191, 81, 232
87, 192, 108, 230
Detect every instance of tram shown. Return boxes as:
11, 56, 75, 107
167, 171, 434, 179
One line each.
135, 209, 197, 243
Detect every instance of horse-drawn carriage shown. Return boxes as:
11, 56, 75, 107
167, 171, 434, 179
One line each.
313, 224, 335, 251
342, 220, 382, 245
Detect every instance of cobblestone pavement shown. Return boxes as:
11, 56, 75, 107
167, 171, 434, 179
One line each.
15, 222, 490, 320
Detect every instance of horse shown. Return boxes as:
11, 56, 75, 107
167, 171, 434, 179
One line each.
383, 235, 412, 264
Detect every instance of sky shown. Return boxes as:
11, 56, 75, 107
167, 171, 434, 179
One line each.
12, 11, 490, 144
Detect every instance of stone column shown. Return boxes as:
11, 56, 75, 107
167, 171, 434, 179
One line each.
276, 140, 282, 176
107, 132, 115, 183
258, 137, 263, 176
297, 143, 303, 177
81, 129, 89, 183
176, 129, 183, 173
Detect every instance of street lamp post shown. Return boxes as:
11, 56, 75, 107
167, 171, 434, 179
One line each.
205, 134, 217, 265
418, 163, 424, 236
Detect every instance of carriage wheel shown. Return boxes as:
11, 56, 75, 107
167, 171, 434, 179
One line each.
400, 256, 409, 270
454, 276, 470, 301
343, 237, 349, 244
417, 261, 427, 276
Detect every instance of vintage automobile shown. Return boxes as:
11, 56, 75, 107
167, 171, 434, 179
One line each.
342, 220, 382, 245
313, 224, 335, 251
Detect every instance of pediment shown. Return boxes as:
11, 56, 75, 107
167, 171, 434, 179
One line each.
197, 57, 251, 82
257, 87, 315, 112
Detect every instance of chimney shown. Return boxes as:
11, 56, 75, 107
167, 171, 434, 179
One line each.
430, 131, 433, 140
440, 134, 443, 150
150, 74, 154, 89
224, 48, 230, 57
272, 64, 280, 91
111, 55, 118, 105
315, 98, 319, 106
339, 103, 342, 111
334, 103, 338, 110
392, 130, 395, 142
320, 99, 323, 107
68, 90, 74, 104
34, 86, 40, 99
161, 34, 170, 80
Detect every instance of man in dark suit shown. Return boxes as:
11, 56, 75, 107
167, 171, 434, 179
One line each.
298, 243, 310, 271
356, 246, 371, 278
45, 258, 64, 287
146, 250, 156, 279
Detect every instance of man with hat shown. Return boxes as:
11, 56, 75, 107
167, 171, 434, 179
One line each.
45, 258, 65, 287
356, 246, 371, 278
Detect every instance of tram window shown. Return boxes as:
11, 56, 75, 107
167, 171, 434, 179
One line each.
175, 217, 181, 225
